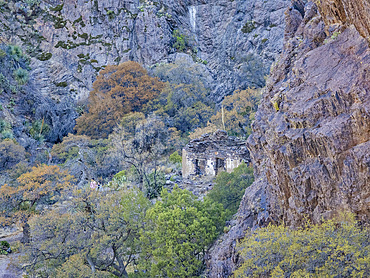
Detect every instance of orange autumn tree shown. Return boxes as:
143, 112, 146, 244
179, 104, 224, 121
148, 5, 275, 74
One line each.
0, 164, 73, 243
75, 61, 164, 139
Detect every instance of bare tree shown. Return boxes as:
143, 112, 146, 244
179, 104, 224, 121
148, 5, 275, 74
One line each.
110, 113, 168, 197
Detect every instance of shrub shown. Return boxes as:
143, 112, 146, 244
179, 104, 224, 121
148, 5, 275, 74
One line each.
14, 68, 29, 85
0, 119, 13, 139
169, 151, 182, 164
206, 163, 254, 220
189, 122, 218, 140
235, 213, 370, 278
56, 81, 68, 87
209, 88, 262, 138
24, 0, 41, 6
0, 240, 10, 255
173, 29, 187, 52
49, 3, 63, 11
106, 9, 115, 20
7, 45, 23, 61
0, 73, 6, 85
0, 240, 10, 248
37, 52, 52, 61
1, 240, 10, 249
0, 73, 10, 92
147, 82, 214, 134
0, 139, 26, 170
0, 119, 11, 133
107, 170, 129, 190
1, 130, 14, 139
29, 119, 50, 141
0, 49, 6, 58
241, 21, 256, 33
144, 170, 165, 199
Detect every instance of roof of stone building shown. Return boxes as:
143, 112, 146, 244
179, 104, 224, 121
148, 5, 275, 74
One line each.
183, 130, 249, 158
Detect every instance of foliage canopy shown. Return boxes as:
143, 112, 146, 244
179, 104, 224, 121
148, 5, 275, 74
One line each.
75, 61, 164, 139
140, 186, 226, 277
111, 113, 168, 197
206, 162, 254, 220
22, 187, 151, 278
0, 164, 73, 242
234, 213, 370, 278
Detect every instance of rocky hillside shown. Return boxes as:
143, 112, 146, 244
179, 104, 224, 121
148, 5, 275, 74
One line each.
0, 0, 290, 148
0, 0, 289, 102
207, 0, 370, 276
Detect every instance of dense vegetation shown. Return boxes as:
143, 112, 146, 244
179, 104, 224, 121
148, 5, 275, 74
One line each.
1, 50, 369, 278
17, 185, 225, 277
141, 187, 225, 277
235, 213, 370, 277
75, 62, 164, 139
0, 54, 262, 277
206, 163, 254, 220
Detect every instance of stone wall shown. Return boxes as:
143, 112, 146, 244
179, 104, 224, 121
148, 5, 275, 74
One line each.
182, 130, 250, 179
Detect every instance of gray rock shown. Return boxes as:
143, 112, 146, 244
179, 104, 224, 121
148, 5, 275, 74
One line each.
1, 0, 290, 104
207, 1, 370, 277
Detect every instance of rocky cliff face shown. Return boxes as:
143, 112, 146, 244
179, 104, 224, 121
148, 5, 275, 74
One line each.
0, 0, 290, 144
207, 0, 370, 276
0, 0, 289, 102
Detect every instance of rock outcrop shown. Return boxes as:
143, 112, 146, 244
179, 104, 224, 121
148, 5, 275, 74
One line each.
318, 0, 370, 40
207, 0, 370, 277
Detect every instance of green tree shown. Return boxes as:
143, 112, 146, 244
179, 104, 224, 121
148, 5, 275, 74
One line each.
21, 187, 151, 278
234, 212, 370, 278
169, 151, 182, 165
148, 82, 214, 134
172, 29, 188, 52
206, 163, 254, 220
140, 186, 226, 277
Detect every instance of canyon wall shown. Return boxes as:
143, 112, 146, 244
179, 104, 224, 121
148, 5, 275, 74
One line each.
0, 0, 289, 102
207, 0, 370, 276
0, 0, 290, 143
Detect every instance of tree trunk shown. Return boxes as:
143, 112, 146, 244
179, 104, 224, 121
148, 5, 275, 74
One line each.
122, 268, 129, 278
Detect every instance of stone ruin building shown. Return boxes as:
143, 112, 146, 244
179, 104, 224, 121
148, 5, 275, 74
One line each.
182, 130, 250, 179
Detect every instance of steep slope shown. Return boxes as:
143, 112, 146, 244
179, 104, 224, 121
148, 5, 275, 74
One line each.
0, 0, 290, 146
0, 0, 289, 102
207, 0, 370, 276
